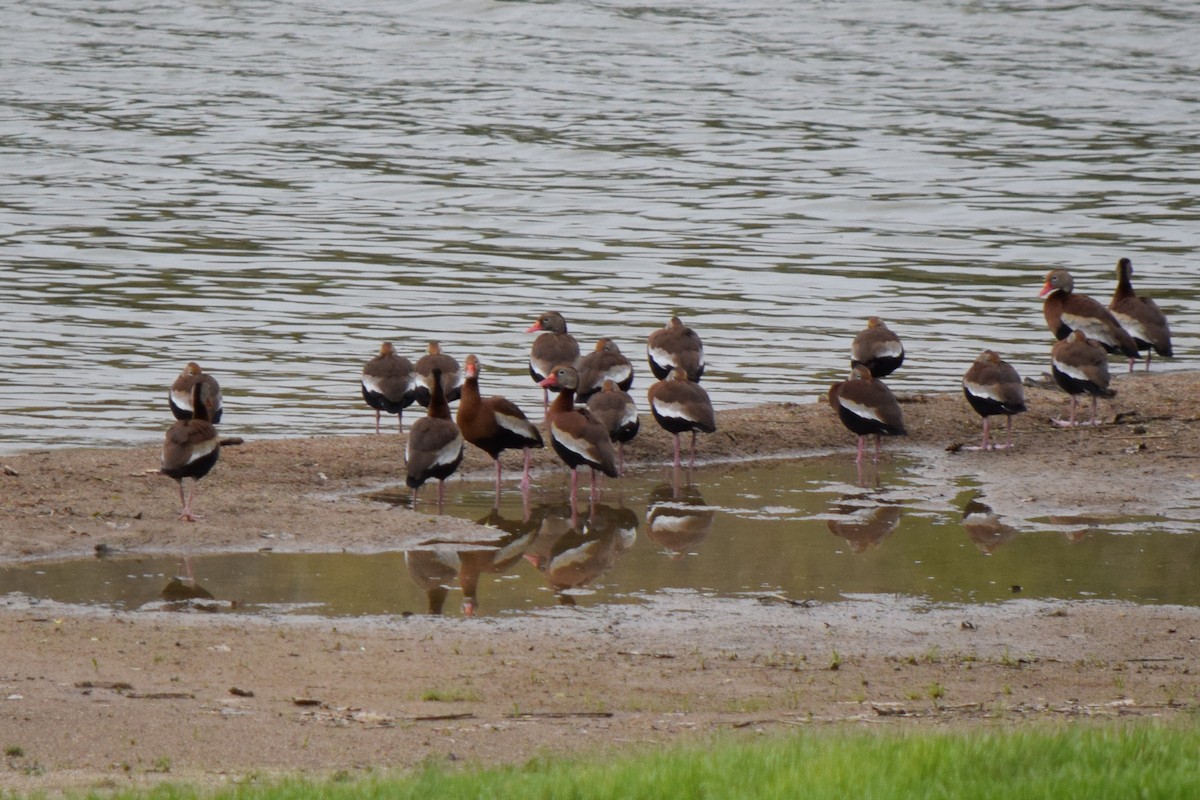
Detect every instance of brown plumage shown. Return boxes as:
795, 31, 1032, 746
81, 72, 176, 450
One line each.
1109, 258, 1172, 372
647, 368, 716, 472
406, 367, 464, 507
538, 366, 619, 510
161, 381, 220, 522
586, 379, 640, 475
1050, 330, 1115, 428
850, 317, 905, 379
456, 355, 543, 498
828, 365, 906, 465
962, 350, 1026, 451
414, 341, 462, 407
1039, 269, 1138, 358
576, 338, 634, 402
361, 342, 417, 433
168, 362, 223, 425
526, 311, 581, 410
647, 315, 705, 381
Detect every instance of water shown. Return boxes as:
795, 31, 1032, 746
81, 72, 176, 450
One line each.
4, 458, 1199, 617
2, 0, 1199, 454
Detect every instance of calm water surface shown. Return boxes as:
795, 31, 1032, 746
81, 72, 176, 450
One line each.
2, 0, 1199, 453
4, 458, 1199, 616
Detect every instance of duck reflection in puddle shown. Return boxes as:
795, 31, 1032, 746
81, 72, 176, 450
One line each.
961, 495, 1020, 554
405, 522, 537, 616
826, 500, 902, 553
646, 483, 716, 559
524, 502, 637, 607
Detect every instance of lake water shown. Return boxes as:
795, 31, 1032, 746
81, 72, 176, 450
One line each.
2, 0, 1198, 454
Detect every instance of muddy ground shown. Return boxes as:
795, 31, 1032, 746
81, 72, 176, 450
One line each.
1, 368, 1198, 794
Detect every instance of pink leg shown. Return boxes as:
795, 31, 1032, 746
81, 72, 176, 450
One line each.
1144, 352, 1152, 372
1090, 394, 1100, 426
375, 410, 381, 434
689, 430, 698, 470
521, 448, 532, 491
397, 411, 404, 434
437, 479, 446, 512
178, 480, 203, 522
590, 468, 599, 505
1002, 415, 1014, 450
874, 433, 882, 463
672, 433, 682, 471
855, 435, 865, 465
981, 416, 991, 451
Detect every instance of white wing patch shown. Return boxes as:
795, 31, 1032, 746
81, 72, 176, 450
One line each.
838, 396, 885, 423
551, 423, 599, 461
1052, 357, 1090, 382
187, 438, 218, 465
874, 342, 903, 359
362, 376, 386, 395
496, 411, 538, 438
171, 389, 193, 412
618, 405, 639, 427
651, 398, 701, 422
408, 434, 463, 467
648, 346, 675, 370
1061, 312, 1118, 347
963, 380, 1003, 403
1110, 311, 1149, 342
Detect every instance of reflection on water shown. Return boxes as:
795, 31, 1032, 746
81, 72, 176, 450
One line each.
4, 458, 1200, 615
827, 501, 903, 554
3, 1, 1200, 454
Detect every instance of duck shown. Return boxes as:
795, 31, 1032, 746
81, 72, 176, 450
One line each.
1109, 258, 1173, 372
828, 365, 906, 464
850, 317, 904, 379
962, 350, 1026, 450
526, 311, 581, 411
161, 380, 221, 522
647, 315, 705, 381
414, 341, 462, 407
1050, 330, 1115, 427
1039, 268, 1138, 358
537, 366, 619, 510
585, 379, 640, 475
647, 367, 716, 472
361, 342, 417, 434
405, 367, 464, 507
576, 338, 634, 402
168, 362, 223, 425
455, 355, 543, 499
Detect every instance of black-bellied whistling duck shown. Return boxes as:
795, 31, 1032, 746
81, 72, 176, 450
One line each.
577, 338, 634, 402
1109, 258, 1173, 372
406, 367, 464, 508
828, 365, 906, 465
647, 368, 716, 472
414, 341, 462, 406
1050, 330, 1115, 427
361, 342, 417, 434
962, 350, 1026, 451
1039, 269, 1138, 358
586, 379, 640, 475
850, 317, 904, 379
169, 362, 223, 425
647, 316, 704, 381
526, 311, 581, 411
456, 355, 543, 499
161, 381, 220, 522
538, 366, 619, 510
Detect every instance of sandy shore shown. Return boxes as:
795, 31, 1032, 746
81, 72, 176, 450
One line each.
1, 368, 1198, 793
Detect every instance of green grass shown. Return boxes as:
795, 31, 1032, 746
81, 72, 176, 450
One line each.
51, 723, 1200, 800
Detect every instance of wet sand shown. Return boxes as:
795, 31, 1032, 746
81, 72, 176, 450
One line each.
1, 369, 1198, 793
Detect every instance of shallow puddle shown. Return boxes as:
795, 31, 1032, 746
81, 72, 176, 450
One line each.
3, 456, 1199, 617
